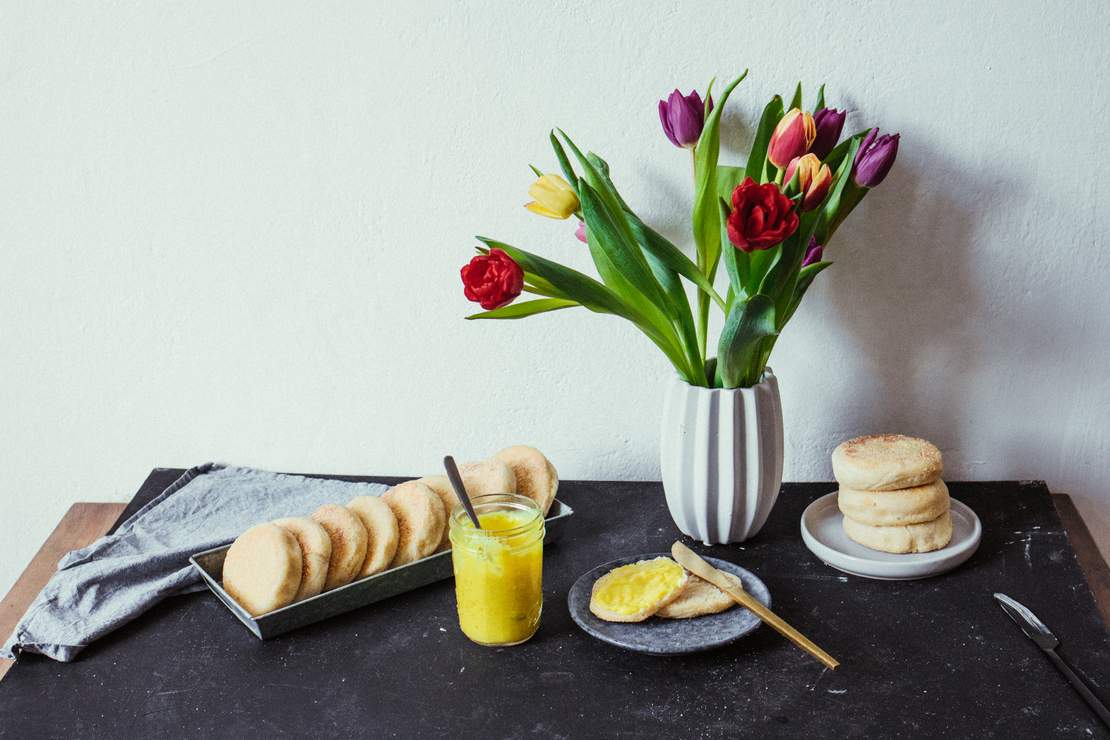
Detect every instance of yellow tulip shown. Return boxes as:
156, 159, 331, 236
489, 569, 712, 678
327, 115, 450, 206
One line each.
525, 174, 579, 219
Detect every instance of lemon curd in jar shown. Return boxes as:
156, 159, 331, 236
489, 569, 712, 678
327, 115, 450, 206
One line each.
449, 494, 544, 646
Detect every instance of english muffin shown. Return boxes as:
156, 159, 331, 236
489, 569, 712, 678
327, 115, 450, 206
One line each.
589, 557, 689, 623
311, 503, 369, 590
272, 516, 332, 602
456, 458, 517, 497
842, 510, 953, 554
832, 434, 943, 491
656, 572, 743, 619
493, 445, 559, 515
837, 480, 950, 526
222, 523, 303, 617
347, 495, 400, 577
415, 475, 458, 551
382, 481, 447, 567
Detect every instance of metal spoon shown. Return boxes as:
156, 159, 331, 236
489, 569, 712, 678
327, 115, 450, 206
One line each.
443, 455, 481, 529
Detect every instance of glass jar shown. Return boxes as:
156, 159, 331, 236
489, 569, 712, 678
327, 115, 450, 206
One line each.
449, 493, 544, 646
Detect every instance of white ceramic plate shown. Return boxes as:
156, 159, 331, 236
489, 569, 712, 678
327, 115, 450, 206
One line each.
800, 492, 982, 580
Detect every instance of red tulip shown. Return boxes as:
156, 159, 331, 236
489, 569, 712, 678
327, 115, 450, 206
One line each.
726, 177, 799, 252
767, 108, 816, 169
461, 248, 524, 310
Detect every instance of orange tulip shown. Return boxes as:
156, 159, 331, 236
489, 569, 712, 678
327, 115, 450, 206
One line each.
783, 153, 832, 211
768, 108, 816, 169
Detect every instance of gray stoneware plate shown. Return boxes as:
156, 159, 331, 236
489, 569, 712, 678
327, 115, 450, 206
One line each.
800, 492, 981, 581
567, 553, 770, 655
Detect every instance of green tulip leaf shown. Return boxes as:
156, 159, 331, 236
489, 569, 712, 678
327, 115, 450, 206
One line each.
689, 70, 748, 362
555, 131, 631, 232
644, 247, 703, 384
745, 95, 784, 184
555, 135, 674, 313
823, 127, 871, 173
789, 81, 803, 111
477, 237, 623, 316
745, 244, 780, 297
815, 134, 863, 243
756, 232, 804, 323
692, 70, 748, 280
718, 198, 746, 298
627, 215, 725, 310
467, 298, 580, 320
717, 165, 745, 201
478, 237, 695, 380
548, 131, 579, 189
577, 183, 701, 379
717, 294, 778, 388
577, 181, 671, 319
815, 83, 826, 112
782, 260, 832, 325
522, 282, 562, 299
582, 150, 711, 378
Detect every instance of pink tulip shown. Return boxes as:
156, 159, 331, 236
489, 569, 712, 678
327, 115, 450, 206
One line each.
574, 221, 588, 244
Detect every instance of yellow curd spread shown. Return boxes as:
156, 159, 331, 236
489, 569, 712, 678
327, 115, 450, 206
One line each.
449, 497, 544, 646
589, 557, 687, 618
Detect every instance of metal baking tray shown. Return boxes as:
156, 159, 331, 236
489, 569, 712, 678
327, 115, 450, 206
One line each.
190, 499, 574, 639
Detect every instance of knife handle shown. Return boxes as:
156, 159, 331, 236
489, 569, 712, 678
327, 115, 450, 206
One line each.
718, 583, 840, 671
1043, 648, 1110, 729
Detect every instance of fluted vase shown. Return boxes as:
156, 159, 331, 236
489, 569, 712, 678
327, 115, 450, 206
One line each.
660, 370, 784, 544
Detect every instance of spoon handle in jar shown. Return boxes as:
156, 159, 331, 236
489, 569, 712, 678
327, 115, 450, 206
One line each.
443, 455, 482, 529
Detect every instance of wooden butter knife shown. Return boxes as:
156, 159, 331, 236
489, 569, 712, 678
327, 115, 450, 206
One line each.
671, 541, 839, 670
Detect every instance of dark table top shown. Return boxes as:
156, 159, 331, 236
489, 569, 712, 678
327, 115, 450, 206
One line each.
1, 472, 1108, 739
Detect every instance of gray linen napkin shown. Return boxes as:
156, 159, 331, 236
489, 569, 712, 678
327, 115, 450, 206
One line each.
2, 464, 388, 662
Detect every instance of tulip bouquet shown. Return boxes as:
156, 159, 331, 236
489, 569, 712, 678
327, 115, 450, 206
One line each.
460, 71, 899, 388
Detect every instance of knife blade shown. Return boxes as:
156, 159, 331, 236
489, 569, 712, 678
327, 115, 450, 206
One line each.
994, 593, 1110, 728
671, 541, 839, 670
993, 593, 1058, 649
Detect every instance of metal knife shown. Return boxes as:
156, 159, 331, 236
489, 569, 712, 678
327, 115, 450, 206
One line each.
994, 593, 1110, 729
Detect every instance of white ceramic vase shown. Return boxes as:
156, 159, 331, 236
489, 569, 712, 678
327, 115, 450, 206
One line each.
660, 369, 784, 544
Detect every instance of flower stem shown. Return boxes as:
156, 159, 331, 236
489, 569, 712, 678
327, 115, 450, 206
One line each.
692, 148, 709, 373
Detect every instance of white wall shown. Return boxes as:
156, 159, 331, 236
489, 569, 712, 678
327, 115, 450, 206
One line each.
2, 1, 1108, 594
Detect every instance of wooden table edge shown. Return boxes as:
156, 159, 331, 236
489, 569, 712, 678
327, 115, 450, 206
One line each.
0, 502, 127, 682
1, 493, 1106, 683
1052, 493, 1110, 630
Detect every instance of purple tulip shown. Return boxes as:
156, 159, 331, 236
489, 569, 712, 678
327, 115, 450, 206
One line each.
802, 237, 824, 267
574, 220, 588, 244
658, 89, 712, 148
853, 128, 900, 187
810, 107, 846, 160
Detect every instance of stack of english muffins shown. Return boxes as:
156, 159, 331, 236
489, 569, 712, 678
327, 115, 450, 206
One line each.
832, 435, 951, 554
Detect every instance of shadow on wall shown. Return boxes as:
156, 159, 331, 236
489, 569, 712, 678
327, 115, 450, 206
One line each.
817, 138, 1024, 468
